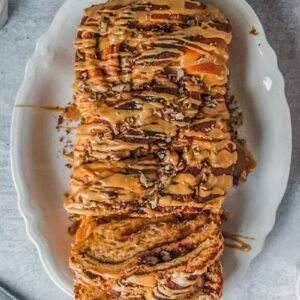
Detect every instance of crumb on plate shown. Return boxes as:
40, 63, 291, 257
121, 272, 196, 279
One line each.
249, 26, 259, 35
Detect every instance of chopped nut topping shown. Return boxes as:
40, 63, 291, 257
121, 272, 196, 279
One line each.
112, 84, 126, 92
77, 81, 86, 92
86, 144, 92, 155
187, 19, 196, 26
149, 197, 158, 209
158, 152, 165, 160
160, 251, 171, 262
176, 68, 184, 82
99, 21, 108, 32
143, 256, 159, 266
139, 172, 153, 188
81, 72, 88, 80
191, 76, 199, 85
175, 113, 185, 121
95, 134, 103, 143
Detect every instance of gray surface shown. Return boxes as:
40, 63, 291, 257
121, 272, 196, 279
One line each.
0, 0, 299, 299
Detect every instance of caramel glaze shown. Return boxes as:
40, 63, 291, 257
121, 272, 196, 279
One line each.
65, 0, 256, 299
15, 104, 81, 122
15, 104, 65, 112
223, 231, 254, 252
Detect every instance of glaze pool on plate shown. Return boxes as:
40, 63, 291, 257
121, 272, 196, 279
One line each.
11, 0, 291, 299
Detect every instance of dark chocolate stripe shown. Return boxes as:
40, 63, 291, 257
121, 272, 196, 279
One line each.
127, 21, 175, 33
140, 60, 174, 66
152, 86, 179, 96
191, 121, 215, 132
115, 101, 142, 110
212, 166, 234, 176
210, 20, 232, 32
152, 43, 184, 51
138, 95, 166, 104
140, 51, 180, 60
140, 243, 197, 266
132, 3, 170, 11
119, 42, 135, 53
116, 135, 161, 144
186, 35, 226, 47
151, 13, 195, 23
102, 4, 126, 11
185, 1, 207, 10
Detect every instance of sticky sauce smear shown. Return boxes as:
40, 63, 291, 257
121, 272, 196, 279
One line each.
61, 106, 81, 122
15, 104, 81, 122
15, 104, 65, 112
223, 231, 254, 252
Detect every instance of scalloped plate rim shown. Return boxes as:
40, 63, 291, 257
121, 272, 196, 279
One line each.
10, 0, 292, 298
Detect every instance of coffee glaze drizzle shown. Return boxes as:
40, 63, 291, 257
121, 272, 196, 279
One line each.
223, 231, 254, 252
15, 104, 65, 112
15, 104, 81, 122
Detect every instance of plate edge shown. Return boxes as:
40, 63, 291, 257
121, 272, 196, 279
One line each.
10, 0, 292, 298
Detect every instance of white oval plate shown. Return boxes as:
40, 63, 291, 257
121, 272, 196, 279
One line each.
11, 0, 291, 298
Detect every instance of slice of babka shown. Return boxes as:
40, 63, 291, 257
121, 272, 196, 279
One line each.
71, 213, 223, 299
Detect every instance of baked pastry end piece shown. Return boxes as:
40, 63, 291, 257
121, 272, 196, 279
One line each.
70, 214, 223, 300
73, 261, 223, 300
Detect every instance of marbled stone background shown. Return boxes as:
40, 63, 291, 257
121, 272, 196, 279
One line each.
0, 1, 299, 299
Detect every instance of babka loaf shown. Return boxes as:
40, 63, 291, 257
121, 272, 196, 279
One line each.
64, 0, 255, 299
